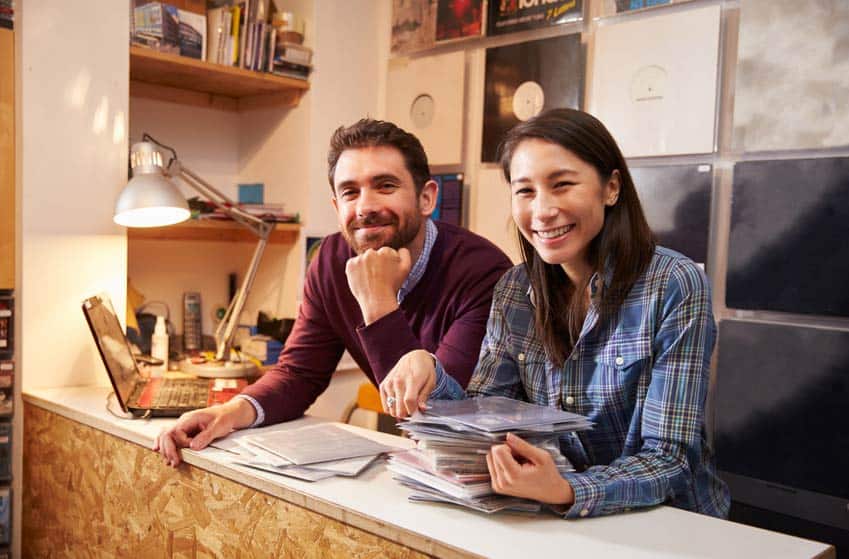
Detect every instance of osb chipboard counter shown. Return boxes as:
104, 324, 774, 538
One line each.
22, 386, 834, 559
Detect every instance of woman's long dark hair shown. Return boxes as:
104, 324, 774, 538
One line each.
497, 108, 655, 366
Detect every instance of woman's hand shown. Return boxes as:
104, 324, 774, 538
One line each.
379, 349, 437, 418
487, 433, 575, 505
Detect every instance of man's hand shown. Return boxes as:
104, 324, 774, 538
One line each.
153, 397, 256, 467
486, 433, 575, 505
345, 247, 412, 325
379, 349, 437, 418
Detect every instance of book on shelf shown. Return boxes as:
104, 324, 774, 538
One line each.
276, 42, 312, 66
176, 8, 205, 60
132, 2, 181, 55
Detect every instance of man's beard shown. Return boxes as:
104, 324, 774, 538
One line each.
343, 210, 422, 254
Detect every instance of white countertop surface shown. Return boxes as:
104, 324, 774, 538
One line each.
23, 385, 834, 559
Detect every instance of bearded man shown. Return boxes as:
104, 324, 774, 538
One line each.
155, 119, 512, 465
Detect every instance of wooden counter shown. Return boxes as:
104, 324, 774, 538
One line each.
21, 387, 835, 559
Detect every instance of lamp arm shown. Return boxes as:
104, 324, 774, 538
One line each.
166, 160, 276, 363
214, 230, 271, 361
174, 163, 270, 236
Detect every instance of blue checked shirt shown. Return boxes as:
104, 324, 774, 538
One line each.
431, 246, 731, 519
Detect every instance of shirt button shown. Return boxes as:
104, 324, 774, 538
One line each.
614, 356, 624, 366
580, 508, 590, 517
565, 396, 575, 405
571, 353, 579, 361
517, 353, 525, 362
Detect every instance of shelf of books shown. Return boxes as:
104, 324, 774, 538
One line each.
129, 46, 309, 111
126, 220, 301, 245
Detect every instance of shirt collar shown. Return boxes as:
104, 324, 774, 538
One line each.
398, 219, 438, 303
525, 261, 614, 305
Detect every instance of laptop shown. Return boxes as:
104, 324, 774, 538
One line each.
82, 293, 246, 417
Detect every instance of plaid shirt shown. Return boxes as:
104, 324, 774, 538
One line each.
432, 246, 730, 519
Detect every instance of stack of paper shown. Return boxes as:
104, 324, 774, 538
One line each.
388, 396, 592, 514
213, 422, 399, 482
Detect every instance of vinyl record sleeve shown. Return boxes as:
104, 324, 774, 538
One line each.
629, 163, 713, 265
726, 156, 849, 317
589, 4, 720, 157
487, 0, 582, 36
715, 320, 849, 500
481, 33, 584, 162
391, 0, 437, 55
602, 0, 674, 15
732, 0, 849, 152
386, 51, 466, 166
436, 0, 484, 42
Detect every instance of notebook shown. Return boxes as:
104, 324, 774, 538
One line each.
82, 293, 246, 417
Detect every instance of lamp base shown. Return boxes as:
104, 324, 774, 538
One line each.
179, 359, 258, 379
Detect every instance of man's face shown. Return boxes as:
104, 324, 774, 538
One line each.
331, 146, 426, 254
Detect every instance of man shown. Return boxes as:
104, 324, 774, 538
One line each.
155, 118, 512, 465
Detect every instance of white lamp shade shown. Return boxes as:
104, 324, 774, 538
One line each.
114, 172, 191, 227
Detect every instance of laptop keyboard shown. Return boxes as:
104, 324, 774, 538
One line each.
151, 379, 209, 408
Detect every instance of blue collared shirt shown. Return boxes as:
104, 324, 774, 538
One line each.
398, 219, 437, 303
431, 246, 731, 519
239, 219, 439, 427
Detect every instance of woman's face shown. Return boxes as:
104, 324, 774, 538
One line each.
509, 138, 620, 274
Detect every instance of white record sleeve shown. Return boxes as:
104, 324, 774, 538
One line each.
386, 51, 466, 166
472, 168, 519, 264
733, 0, 849, 152
589, 4, 721, 157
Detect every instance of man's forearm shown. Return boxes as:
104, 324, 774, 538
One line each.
225, 396, 259, 429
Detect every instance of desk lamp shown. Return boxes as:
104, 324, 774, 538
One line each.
114, 134, 273, 378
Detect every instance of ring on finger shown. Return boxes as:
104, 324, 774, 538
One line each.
386, 396, 396, 408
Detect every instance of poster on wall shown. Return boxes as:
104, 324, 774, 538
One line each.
629, 163, 712, 266
391, 0, 437, 55
487, 0, 582, 36
481, 33, 584, 162
726, 156, 849, 318
386, 51, 466, 166
436, 0, 484, 42
588, 3, 720, 157
732, 0, 849, 152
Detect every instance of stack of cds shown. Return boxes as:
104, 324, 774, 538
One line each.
388, 396, 592, 514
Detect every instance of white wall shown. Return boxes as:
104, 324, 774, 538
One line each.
128, 0, 389, 329
19, 0, 129, 390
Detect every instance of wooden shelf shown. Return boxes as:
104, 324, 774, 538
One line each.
127, 220, 301, 244
129, 46, 309, 111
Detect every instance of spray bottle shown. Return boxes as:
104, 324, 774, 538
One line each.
150, 315, 169, 376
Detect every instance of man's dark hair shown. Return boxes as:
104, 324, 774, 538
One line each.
327, 118, 431, 194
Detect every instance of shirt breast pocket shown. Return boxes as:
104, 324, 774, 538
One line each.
515, 345, 550, 405
591, 334, 653, 410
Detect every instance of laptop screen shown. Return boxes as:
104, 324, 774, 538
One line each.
82, 294, 139, 408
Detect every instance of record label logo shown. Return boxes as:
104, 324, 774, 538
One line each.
410, 94, 436, 129
513, 81, 545, 121
630, 65, 668, 103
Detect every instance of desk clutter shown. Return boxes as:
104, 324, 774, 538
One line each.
388, 396, 592, 514
212, 420, 404, 482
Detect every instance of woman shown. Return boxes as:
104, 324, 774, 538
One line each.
379, 108, 730, 518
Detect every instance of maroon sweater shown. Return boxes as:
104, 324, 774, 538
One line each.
241, 222, 512, 425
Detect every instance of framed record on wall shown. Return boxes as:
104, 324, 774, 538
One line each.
391, 0, 437, 55
488, 0, 582, 36
481, 33, 584, 163
436, 0, 484, 42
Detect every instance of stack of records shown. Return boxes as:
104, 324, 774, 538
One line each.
388, 396, 592, 514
